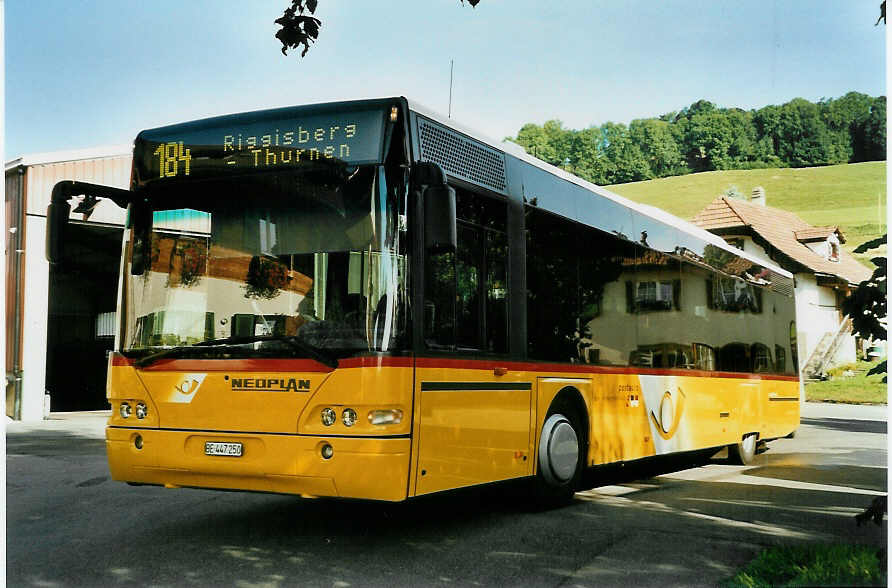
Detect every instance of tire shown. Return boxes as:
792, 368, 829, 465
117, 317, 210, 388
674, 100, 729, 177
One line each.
729, 433, 758, 465
532, 400, 585, 507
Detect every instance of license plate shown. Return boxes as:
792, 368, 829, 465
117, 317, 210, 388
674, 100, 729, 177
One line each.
204, 442, 243, 457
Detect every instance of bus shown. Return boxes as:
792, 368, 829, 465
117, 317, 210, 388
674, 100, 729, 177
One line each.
46, 97, 800, 504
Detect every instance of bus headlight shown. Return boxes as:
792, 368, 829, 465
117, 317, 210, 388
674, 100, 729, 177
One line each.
119, 402, 132, 419
136, 402, 148, 419
341, 408, 357, 427
321, 408, 336, 426
368, 409, 403, 425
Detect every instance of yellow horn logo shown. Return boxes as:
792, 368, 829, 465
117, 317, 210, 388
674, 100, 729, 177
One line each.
650, 388, 686, 440
175, 379, 199, 396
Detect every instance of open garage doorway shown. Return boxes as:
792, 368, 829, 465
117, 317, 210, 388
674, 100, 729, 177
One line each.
46, 223, 123, 411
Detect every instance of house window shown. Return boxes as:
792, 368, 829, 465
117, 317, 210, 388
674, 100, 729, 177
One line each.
629, 343, 695, 369
752, 343, 773, 373
628, 280, 680, 312
775, 345, 786, 373
707, 277, 762, 313
693, 343, 716, 371
638, 281, 671, 305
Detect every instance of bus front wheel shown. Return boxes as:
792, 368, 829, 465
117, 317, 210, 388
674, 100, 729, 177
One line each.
532, 402, 584, 506
729, 433, 758, 465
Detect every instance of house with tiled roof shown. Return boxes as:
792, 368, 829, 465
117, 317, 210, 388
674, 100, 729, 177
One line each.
692, 190, 872, 378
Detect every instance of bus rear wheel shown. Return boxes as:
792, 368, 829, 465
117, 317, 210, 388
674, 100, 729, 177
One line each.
532, 402, 584, 507
729, 433, 758, 465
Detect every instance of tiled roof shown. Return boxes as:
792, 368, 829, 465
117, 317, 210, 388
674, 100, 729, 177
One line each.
691, 197, 872, 285
794, 226, 841, 243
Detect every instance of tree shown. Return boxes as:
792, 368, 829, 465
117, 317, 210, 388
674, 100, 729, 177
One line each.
512, 121, 566, 166
860, 97, 887, 162
842, 235, 887, 382
820, 92, 875, 162
275, 0, 321, 57
629, 119, 685, 177
600, 122, 652, 183
685, 111, 743, 171
276, 0, 479, 57
565, 126, 611, 185
774, 98, 837, 167
506, 93, 884, 185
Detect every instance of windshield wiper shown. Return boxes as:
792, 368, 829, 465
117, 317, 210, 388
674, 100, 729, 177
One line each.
134, 335, 339, 369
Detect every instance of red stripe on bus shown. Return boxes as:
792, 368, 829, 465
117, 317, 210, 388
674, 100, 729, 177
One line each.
413, 358, 799, 382
135, 359, 334, 373
111, 354, 133, 366
338, 356, 414, 369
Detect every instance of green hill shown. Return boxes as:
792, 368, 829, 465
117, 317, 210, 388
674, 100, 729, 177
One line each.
606, 161, 886, 265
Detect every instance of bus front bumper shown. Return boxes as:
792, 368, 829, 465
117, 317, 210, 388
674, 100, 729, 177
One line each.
106, 427, 411, 501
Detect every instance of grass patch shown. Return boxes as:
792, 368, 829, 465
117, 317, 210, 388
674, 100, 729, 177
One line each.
607, 162, 886, 267
723, 544, 886, 587
805, 360, 887, 404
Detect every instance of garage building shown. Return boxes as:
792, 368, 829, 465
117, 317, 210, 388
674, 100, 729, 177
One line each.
6, 147, 132, 420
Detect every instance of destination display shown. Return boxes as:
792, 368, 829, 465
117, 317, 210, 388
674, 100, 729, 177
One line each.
133, 106, 388, 186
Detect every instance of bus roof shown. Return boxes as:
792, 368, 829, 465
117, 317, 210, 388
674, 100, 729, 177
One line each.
125, 95, 791, 281
404, 97, 793, 281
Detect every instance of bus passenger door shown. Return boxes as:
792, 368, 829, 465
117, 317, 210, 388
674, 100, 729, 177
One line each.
413, 191, 531, 495
413, 370, 533, 495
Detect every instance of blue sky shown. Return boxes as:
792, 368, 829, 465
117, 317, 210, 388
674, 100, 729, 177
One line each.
4, 0, 887, 158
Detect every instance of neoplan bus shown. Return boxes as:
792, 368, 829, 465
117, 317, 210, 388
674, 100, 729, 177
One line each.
46, 97, 800, 504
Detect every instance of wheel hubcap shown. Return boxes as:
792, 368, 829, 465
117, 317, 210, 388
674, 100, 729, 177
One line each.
742, 434, 756, 455
539, 414, 579, 485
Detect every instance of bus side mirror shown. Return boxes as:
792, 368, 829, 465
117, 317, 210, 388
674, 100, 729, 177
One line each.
46, 180, 133, 266
45, 199, 71, 265
424, 184, 457, 253
129, 205, 152, 276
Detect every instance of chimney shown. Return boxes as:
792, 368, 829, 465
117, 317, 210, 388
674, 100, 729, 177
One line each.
751, 186, 766, 206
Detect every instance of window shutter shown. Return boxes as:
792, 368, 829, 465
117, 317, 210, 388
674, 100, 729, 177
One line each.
673, 279, 682, 310
626, 281, 636, 313
705, 279, 714, 309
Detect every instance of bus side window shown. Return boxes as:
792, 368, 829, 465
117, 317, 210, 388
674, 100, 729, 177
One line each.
527, 208, 632, 365
424, 251, 455, 348
424, 188, 507, 353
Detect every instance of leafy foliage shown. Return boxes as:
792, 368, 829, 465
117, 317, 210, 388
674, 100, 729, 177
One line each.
508, 93, 886, 186
276, 0, 479, 58
275, 0, 321, 57
842, 234, 887, 381
244, 256, 288, 299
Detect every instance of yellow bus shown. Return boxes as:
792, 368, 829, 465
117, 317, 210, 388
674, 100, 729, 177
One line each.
46, 97, 800, 504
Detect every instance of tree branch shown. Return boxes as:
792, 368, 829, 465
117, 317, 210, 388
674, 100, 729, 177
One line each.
277, 1, 481, 58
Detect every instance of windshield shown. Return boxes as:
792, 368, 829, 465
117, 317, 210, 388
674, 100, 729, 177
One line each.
122, 164, 408, 359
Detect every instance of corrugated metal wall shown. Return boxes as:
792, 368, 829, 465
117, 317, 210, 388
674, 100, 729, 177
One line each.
5, 168, 25, 418
26, 155, 132, 225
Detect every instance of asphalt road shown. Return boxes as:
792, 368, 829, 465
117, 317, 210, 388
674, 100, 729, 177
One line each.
6, 403, 887, 587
